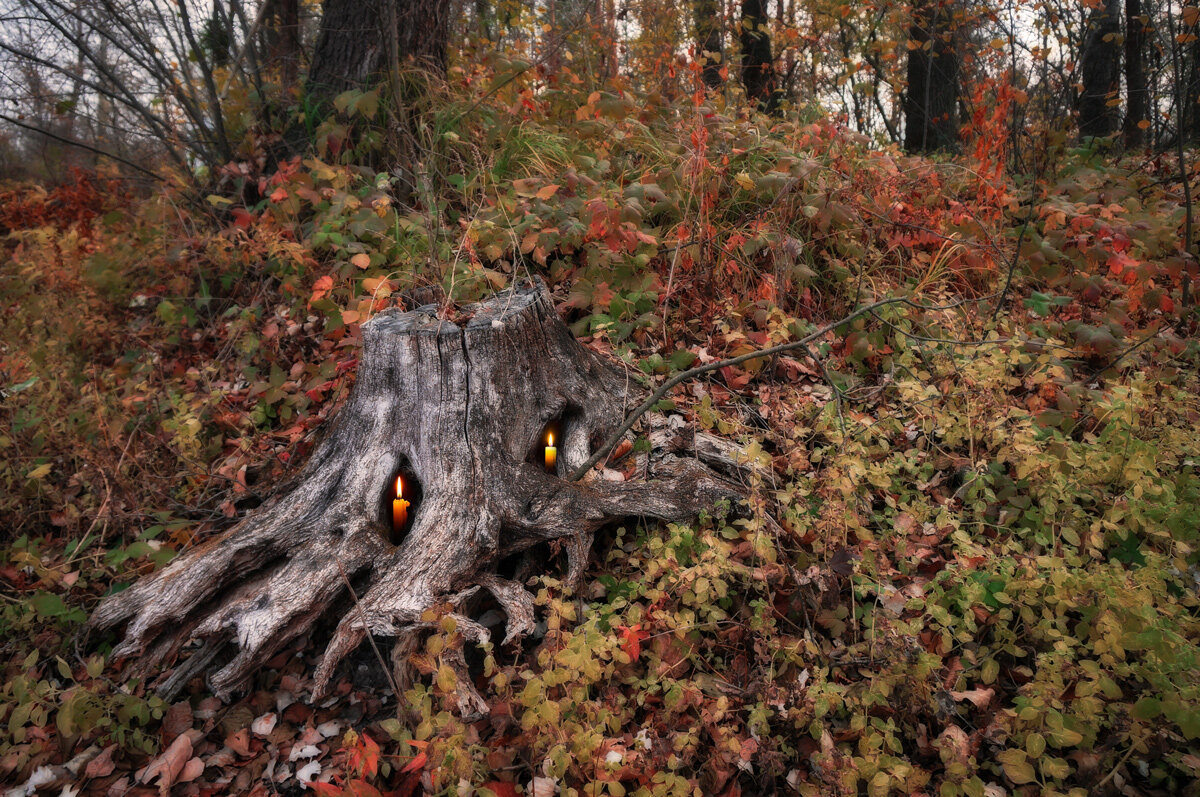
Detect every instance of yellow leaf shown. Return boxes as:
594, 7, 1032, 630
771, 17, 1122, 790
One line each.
436, 663, 457, 692
990, 38, 1007, 49
27, 463, 52, 480
734, 172, 755, 191
998, 749, 1036, 784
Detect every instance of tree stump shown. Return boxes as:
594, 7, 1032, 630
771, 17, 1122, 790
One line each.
87, 280, 740, 713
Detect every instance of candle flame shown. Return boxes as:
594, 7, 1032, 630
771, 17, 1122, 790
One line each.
547, 432, 554, 447
396, 475, 403, 498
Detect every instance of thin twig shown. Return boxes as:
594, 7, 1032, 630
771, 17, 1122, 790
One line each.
1093, 734, 1142, 793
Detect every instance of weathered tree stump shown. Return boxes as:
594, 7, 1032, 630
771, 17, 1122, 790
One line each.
87, 280, 739, 713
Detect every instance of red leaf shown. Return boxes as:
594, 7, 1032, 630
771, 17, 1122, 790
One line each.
230, 208, 255, 229
352, 732, 380, 779
346, 781, 384, 797
617, 624, 647, 660
400, 751, 428, 774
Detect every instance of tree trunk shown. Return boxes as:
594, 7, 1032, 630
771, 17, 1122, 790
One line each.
265, 0, 302, 90
1078, 0, 1122, 140
1185, 10, 1200, 143
306, 0, 450, 97
1122, 0, 1148, 148
904, 0, 960, 153
86, 281, 740, 714
696, 0, 724, 89
740, 0, 778, 112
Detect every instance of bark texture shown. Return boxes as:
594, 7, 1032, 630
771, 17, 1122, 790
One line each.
1078, 0, 1122, 140
306, 0, 450, 97
904, 0, 960, 153
87, 281, 740, 713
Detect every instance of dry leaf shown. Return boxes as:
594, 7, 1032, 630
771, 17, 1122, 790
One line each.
140, 732, 193, 795
251, 712, 277, 737
85, 745, 117, 779
162, 701, 193, 742
225, 728, 253, 757
179, 757, 204, 783
949, 688, 995, 709
529, 776, 558, 797
296, 760, 321, 784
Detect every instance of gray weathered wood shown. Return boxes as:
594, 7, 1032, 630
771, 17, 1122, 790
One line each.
87, 280, 739, 708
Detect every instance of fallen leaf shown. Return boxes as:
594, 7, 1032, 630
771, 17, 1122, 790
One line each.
179, 757, 204, 783
350, 253, 370, 269
85, 745, 117, 779
290, 745, 321, 762
316, 721, 341, 738
226, 728, 253, 757
140, 732, 193, 795
296, 760, 321, 784
251, 712, 277, 737
162, 701, 193, 742
949, 688, 994, 709
529, 776, 558, 797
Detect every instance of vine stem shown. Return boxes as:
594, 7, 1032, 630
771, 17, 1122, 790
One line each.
569, 294, 978, 481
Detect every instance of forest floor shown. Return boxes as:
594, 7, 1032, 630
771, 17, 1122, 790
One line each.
2, 79, 1200, 797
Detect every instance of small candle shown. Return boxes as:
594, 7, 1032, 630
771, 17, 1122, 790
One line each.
392, 475, 410, 532
544, 432, 557, 474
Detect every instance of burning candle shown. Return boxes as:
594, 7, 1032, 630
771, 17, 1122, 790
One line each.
544, 432, 557, 473
392, 475, 410, 532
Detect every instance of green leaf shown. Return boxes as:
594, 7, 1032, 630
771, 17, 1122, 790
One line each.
669, 349, 698, 371
31, 591, 68, 618
1132, 697, 1162, 720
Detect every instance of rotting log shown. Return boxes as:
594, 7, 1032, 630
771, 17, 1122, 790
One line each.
86, 279, 741, 715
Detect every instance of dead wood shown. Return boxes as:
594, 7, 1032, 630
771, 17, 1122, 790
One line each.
87, 280, 740, 710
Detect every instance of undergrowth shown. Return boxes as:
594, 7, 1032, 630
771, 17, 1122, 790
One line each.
1, 66, 1198, 796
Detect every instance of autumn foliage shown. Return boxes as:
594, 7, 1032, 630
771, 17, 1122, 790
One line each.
1, 16, 1200, 797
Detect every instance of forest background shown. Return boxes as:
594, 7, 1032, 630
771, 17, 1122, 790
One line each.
1, 0, 1199, 794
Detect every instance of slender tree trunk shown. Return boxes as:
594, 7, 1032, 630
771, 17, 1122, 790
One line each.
1185, 9, 1200, 142
1078, 0, 1122, 139
265, 0, 302, 90
696, 0, 724, 88
1123, 0, 1148, 147
904, 0, 960, 152
307, 0, 449, 98
740, 0, 778, 112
